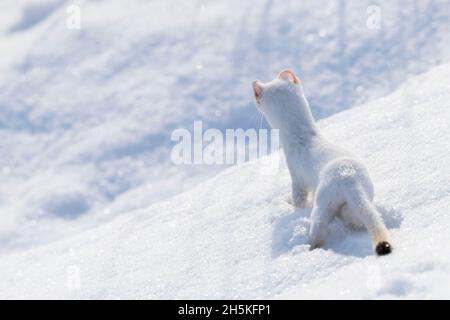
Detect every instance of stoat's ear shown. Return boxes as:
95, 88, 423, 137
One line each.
278, 69, 300, 85
253, 81, 264, 104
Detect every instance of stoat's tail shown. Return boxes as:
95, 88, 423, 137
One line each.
345, 190, 392, 256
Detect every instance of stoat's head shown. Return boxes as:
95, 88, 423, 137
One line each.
253, 69, 314, 129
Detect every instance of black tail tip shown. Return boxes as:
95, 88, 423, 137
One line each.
375, 241, 392, 256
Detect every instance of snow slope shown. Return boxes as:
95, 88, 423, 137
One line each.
1, 0, 450, 252
1, 62, 450, 299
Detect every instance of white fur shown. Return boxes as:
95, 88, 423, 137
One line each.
253, 70, 391, 253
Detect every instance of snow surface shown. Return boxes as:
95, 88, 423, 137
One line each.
1, 61, 450, 299
1, 0, 450, 299
1, 0, 450, 251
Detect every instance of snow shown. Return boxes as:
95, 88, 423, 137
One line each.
1, 0, 450, 299
1, 60, 450, 299
1, 0, 450, 251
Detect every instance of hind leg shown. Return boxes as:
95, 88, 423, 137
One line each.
309, 207, 330, 250
308, 185, 341, 250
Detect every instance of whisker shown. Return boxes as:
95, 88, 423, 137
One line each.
258, 112, 263, 131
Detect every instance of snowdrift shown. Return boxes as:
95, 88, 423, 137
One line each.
1, 0, 450, 250
1, 62, 450, 299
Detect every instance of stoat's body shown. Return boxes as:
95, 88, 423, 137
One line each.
253, 70, 392, 255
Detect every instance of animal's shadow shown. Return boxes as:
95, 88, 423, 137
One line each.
271, 203, 403, 258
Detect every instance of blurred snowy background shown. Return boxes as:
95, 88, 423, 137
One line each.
1, 0, 450, 298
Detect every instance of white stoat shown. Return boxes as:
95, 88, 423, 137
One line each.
253, 69, 392, 255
